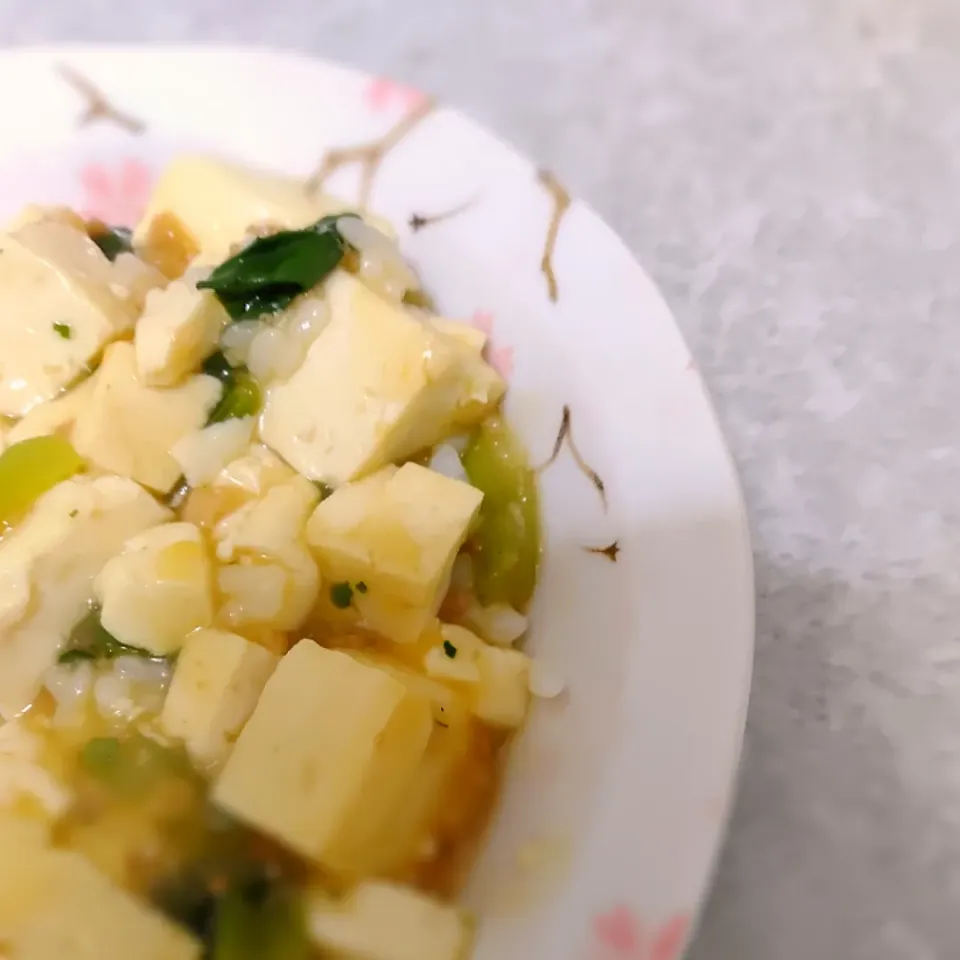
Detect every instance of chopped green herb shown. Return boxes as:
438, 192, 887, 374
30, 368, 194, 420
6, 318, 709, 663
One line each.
443, 640, 458, 659
68, 508, 79, 518
197, 215, 357, 321
355, 581, 368, 594
59, 608, 158, 664
80, 733, 196, 797
90, 225, 133, 262
330, 582, 354, 609
52, 321, 73, 340
203, 351, 262, 424
80, 736, 122, 776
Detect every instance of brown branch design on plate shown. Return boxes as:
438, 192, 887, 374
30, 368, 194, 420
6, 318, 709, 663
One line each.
408, 196, 478, 232
57, 64, 145, 135
306, 99, 435, 207
583, 541, 620, 563
537, 169, 571, 303
537, 405, 607, 510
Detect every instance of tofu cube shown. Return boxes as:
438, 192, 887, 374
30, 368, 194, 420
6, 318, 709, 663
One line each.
214, 476, 318, 564
423, 624, 531, 729
212, 443, 297, 496
307, 463, 483, 643
213, 640, 434, 875
0, 222, 134, 416
430, 317, 506, 426
135, 277, 228, 386
161, 628, 278, 769
72, 342, 222, 493
0, 476, 169, 719
6, 372, 98, 446
0, 817, 200, 960
95, 522, 214, 656
473, 643, 531, 728
134, 155, 339, 262
347, 656, 473, 875
216, 563, 293, 628
213, 477, 319, 631
260, 272, 500, 486
0, 221, 135, 416
306, 881, 469, 960
109, 251, 167, 316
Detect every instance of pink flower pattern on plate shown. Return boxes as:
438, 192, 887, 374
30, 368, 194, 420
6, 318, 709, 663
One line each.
591, 906, 690, 960
80, 158, 152, 226
363, 76, 429, 113
468, 309, 514, 379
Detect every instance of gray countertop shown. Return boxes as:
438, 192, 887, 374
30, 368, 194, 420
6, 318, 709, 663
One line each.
5, 0, 960, 956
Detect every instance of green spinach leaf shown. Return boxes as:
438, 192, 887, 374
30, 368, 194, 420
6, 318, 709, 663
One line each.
59, 608, 158, 663
197, 214, 356, 321
90, 225, 134, 262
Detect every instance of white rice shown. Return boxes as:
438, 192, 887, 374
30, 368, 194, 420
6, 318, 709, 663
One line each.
44, 661, 95, 727
528, 660, 566, 699
245, 296, 330, 385
282, 291, 331, 347
466, 601, 529, 646
45, 656, 173, 728
171, 417, 256, 487
93, 656, 172, 725
338, 216, 418, 302
219, 320, 264, 367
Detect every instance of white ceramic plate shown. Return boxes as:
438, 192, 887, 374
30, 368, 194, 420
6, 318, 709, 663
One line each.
0, 45, 754, 960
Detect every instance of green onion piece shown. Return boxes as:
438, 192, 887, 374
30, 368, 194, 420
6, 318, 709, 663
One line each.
203, 351, 262, 424
208, 368, 261, 424
0, 435, 85, 527
212, 884, 310, 960
462, 417, 541, 609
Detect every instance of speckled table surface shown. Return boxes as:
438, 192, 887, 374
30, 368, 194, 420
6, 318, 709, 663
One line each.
4, 0, 960, 957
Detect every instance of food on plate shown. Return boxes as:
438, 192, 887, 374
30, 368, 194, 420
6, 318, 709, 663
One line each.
0, 155, 544, 959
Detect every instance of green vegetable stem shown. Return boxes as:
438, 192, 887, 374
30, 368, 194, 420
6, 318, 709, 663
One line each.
462, 417, 541, 610
202, 351, 262, 424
